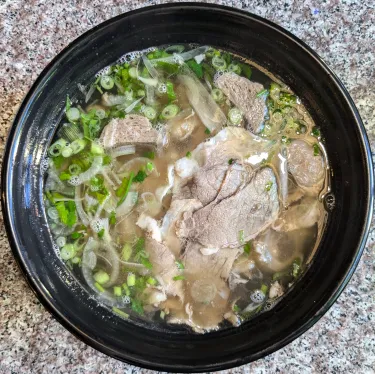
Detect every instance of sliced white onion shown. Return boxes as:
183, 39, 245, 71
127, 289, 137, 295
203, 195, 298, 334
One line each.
124, 96, 144, 114
117, 157, 151, 174
70, 156, 103, 185
116, 191, 138, 216
142, 54, 159, 79
155, 165, 174, 202
138, 76, 158, 87
109, 145, 136, 158
200, 247, 219, 256
85, 193, 98, 207
75, 186, 90, 226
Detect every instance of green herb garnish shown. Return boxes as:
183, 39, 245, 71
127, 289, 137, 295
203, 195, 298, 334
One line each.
265, 181, 273, 192
173, 275, 185, 281
175, 260, 185, 270
204, 127, 211, 135
133, 170, 147, 183
244, 241, 252, 255
313, 143, 320, 156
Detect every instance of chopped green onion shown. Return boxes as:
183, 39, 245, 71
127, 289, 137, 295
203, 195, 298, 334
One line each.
100, 75, 114, 90
131, 299, 144, 315
137, 89, 145, 97
66, 107, 80, 122
94, 270, 110, 284
281, 136, 290, 144
146, 162, 154, 172
116, 172, 134, 207
313, 143, 320, 156
211, 88, 224, 103
113, 286, 122, 297
56, 236, 67, 248
292, 258, 301, 278
204, 127, 211, 135
239, 63, 252, 79
228, 158, 234, 165
109, 211, 116, 225
261, 284, 269, 295
48, 143, 62, 157
95, 282, 105, 292
175, 260, 185, 270
143, 106, 157, 120
96, 108, 106, 119
161, 104, 179, 120
146, 277, 157, 285
173, 275, 185, 281
238, 230, 245, 244
265, 181, 273, 191
91, 142, 104, 155
256, 89, 269, 98
233, 304, 241, 313
59, 171, 71, 181
61, 146, 73, 158
70, 139, 87, 154
143, 151, 155, 160
70, 231, 83, 240
122, 283, 130, 296
228, 108, 242, 125
187, 60, 203, 78
98, 229, 105, 239
244, 241, 252, 255
186, 151, 192, 159
279, 92, 297, 107
127, 273, 136, 287
68, 163, 82, 175
112, 307, 129, 319
228, 63, 241, 74
121, 243, 132, 261
71, 257, 81, 265
140, 257, 153, 270
60, 244, 76, 260
129, 67, 137, 79
312, 127, 321, 137
160, 310, 165, 319
212, 56, 227, 70
166, 81, 176, 101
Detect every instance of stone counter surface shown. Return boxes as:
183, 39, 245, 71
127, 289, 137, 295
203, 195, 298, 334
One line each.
0, 1, 374, 373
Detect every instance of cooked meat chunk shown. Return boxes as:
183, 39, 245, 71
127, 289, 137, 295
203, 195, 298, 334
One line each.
216, 73, 267, 133
287, 140, 324, 188
145, 238, 184, 300
100, 115, 158, 148
178, 167, 279, 248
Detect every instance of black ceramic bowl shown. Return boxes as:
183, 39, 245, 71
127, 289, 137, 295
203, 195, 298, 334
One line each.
2, 3, 373, 372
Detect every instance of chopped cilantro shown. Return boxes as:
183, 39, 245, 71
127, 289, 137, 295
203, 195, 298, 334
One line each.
55, 201, 77, 227
186, 151, 192, 159
98, 229, 105, 239
313, 143, 320, 156
133, 170, 147, 183
265, 181, 273, 191
131, 299, 144, 315
244, 241, 252, 255
204, 127, 211, 135
175, 260, 185, 270
173, 275, 185, 281
71, 231, 83, 240
228, 158, 234, 165
312, 127, 321, 138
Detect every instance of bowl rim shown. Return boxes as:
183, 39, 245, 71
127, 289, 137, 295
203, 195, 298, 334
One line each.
2, 2, 374, 371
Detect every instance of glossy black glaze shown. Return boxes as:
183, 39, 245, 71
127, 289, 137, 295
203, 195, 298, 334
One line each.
1, 3, 373, 372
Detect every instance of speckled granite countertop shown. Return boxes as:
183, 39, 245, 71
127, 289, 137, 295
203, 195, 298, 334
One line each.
0, 1, 374, 373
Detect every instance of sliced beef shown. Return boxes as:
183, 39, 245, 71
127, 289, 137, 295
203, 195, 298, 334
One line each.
160, 198, 203, 256
216, 73, 267, 133
287, 140, 324, 188
165, 242, 239, 332
100, 115, 158, 148
178, 167, 279, 248
183, 242, 240, 281
145, 238, 184, 300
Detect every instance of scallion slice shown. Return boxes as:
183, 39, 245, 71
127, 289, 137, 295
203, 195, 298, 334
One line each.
228, 108, 243, 125
100, 75, 114, 90
212, 56, 227, 70
66, 107, 80, 122
211, 88, 224, 103
161, 104, 179, 120
142, 106, 157, 120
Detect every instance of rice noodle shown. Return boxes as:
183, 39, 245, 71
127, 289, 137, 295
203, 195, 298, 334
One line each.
117, 157, 153, 174
152, 46, 209, 64
75, 186, 90, 226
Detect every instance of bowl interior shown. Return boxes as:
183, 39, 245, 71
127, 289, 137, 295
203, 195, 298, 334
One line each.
2, 4, 373, 372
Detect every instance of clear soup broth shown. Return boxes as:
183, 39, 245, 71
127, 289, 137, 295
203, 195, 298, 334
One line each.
44, 44, 330, 332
